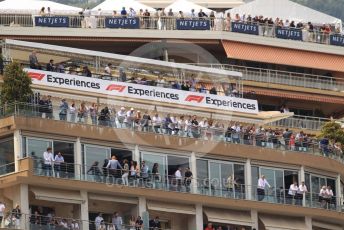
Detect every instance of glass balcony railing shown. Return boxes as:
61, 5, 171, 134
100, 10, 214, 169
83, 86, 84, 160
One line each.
2, 212, 161, 230
0, 14, 343, 48
29, 159, 343, 213
0, 162, 15, 176
0, 102, 341, 163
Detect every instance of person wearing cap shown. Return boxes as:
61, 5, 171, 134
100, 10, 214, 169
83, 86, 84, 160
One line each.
125, 108, 135, 128
129, 7, 136, 17
117, 107, 126, 128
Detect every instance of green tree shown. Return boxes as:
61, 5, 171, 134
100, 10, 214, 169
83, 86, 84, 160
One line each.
319, 121, 344, 145
1, 62, 33, 105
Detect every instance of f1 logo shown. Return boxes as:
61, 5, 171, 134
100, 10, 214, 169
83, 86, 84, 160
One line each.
27, 72, 45, 81
106, 84, 126, 92
185, 95, 204, 103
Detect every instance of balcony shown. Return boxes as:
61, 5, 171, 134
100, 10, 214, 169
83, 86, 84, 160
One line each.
0, 14, 343, 50
0, 102, 342, 166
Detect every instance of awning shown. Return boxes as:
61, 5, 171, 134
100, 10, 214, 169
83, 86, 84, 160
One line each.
147, 201, 195, 215
259, 215, 306, 230
30, 187, 84, 204
312, 221, 342, 230
204, 208, 252, 226
244, 86, 344, 104
222, 41, 344, 72
89, 194, 137, 204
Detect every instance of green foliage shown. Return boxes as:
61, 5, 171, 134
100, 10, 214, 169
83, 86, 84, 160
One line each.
1, 62, 33, 105
320, 121, 344, 144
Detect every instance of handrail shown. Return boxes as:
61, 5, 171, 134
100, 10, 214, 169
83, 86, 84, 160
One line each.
184, 63, 344, 92
29, 158, 343, 213
1, 102, 342, 163
0, 14, 343, 48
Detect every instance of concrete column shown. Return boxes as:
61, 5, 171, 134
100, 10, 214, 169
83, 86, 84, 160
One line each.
251, 210, 258, 230
80, 190, 89, 230
138, 196, 146, 217
245, 159, 252, 200
12, 184, 29, 229
13, 130, 22, 172
75, 138, 82, 180
134, 145, 140, 162
190, 152, 197, 193
336, 174, 341, 209
195, 204, 203, 230
305, 216, 312, 230
300, 166, 306, 207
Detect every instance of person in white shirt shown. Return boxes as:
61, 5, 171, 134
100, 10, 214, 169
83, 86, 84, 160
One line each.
43, 147, 54, 176
319, 185, 327, 208
95, 213, 103, 230
69, 103, 77, 123
287, 181, 299, 204
70, 219, 80, 230
325, 185, 334, 209
152, 113, 162, 133
175, 167, 183, 192
257, 175, 271, 201
125, 108, 135, 128
177, 116, 186, 137
0, 201, 5, 226
104, 63, 112, 76
129, 8, 136, 17
54, 152, 64, 178
297, 181, 307, 206
117, 107, 126, 128
231, 123, 241, 144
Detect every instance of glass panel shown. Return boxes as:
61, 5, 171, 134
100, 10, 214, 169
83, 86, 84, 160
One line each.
27, 138, 52, 172
84, 145, 110, 177
251, 166, 259, 199
197, 159, 208, 195
221, 163, 233, 190
234, 164, 245, 198
327, 179, 336, 196
0, 138, 14, 174
209, 162, 221, 196
142, 152, 166, 179
111, 148, 133, 163
167, 155, 189, 177
53, 141, 75, 178
311, 176, 320, 207
260, 168, 275, 202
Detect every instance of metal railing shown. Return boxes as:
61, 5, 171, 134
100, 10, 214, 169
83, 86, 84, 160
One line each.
1, 212, 164, 230
0, 14, 343, 47
186, 63, 344, 92
267, 115, 331, 131
29, 159, 343, 213
0, 162, 15, 176
0, 102, 342, 163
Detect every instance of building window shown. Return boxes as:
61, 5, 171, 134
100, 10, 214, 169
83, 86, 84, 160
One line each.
0, 138, 14, 174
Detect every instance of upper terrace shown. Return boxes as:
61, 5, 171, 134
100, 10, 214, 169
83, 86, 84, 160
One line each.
0, 14, 344, 55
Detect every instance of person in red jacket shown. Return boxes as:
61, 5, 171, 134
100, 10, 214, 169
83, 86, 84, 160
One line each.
205, 223, 215, 230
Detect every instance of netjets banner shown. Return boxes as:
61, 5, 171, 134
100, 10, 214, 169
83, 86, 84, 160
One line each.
25, 69, 258, 114
105, 17, 140, 29
231, 22, 259, 35
330, 34, 344, 47
176, 19, 210, 30
34, 16, 69, 27
275, 28, 302, 41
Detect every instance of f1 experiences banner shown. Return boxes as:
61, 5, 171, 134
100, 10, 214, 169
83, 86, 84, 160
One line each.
25, 69, 258, 114
34, 16, 69, 27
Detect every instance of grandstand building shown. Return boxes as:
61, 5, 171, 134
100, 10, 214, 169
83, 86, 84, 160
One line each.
0, 0, 344, 229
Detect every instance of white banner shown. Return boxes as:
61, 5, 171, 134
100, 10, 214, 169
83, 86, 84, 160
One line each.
25, 69, 258, 114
